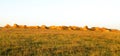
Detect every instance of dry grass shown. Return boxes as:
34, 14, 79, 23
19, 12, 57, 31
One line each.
0, 28, 120, 56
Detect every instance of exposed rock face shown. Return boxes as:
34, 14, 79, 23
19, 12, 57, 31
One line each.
83, 26, 89, 31
3, 24, 118, 32
40, 25, 47, 29
13, 24, 19, 28
4, 24, 11, 28
69, 26, 80, 30
19, 25, 27, 28
49, 26, 57, 30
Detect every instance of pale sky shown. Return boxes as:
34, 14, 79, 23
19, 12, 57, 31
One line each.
0, 0, 120, 29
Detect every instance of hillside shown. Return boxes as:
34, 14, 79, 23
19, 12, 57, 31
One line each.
0, 27, 120, 56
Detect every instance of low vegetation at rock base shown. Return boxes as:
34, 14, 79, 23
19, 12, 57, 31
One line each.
0, 24, 120, 56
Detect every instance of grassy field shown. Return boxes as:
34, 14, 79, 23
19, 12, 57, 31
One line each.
0, 28, 120, 56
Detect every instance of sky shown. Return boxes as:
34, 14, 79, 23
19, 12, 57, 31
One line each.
0, 0, 120, 29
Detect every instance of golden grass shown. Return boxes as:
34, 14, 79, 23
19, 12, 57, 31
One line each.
0, 27, 120, 56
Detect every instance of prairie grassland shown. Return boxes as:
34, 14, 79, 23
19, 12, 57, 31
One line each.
0, 28, 120, 56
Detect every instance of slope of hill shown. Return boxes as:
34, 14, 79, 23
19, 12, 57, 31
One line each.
0, 28, 120, 56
